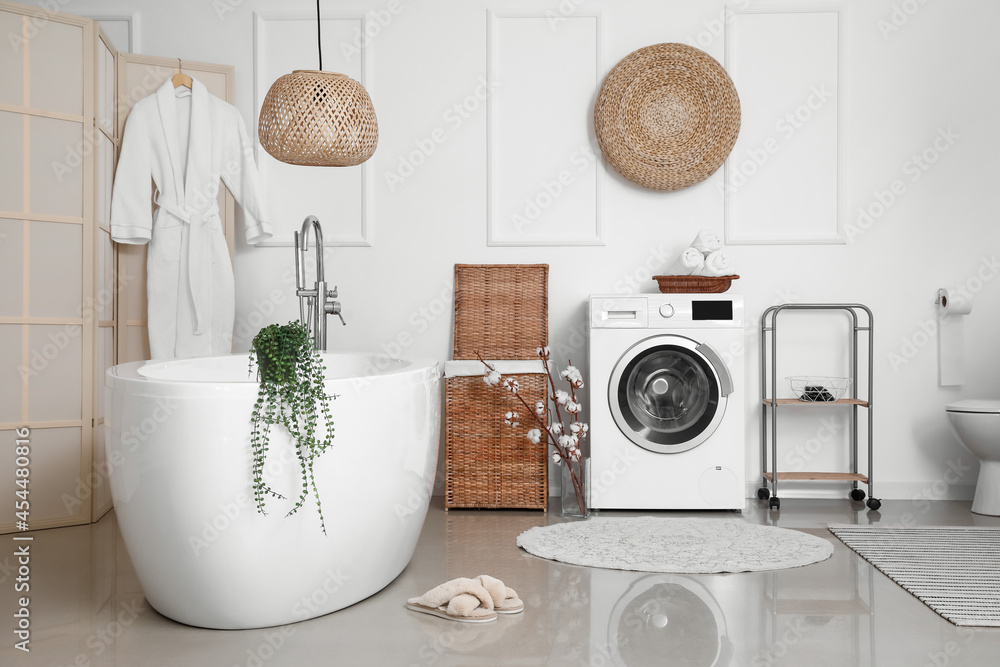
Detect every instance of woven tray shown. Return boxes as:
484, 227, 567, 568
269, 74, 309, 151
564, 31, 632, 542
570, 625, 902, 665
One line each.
653, 274, 740, 294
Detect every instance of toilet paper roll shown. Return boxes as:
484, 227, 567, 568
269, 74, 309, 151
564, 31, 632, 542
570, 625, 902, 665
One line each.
938, 288, 972, 386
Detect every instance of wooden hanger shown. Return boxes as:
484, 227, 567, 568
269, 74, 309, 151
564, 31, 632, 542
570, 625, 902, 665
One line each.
172, 58, 193, 89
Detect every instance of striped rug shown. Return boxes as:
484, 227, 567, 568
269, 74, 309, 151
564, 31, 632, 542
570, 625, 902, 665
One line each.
829, 525, 1000, 627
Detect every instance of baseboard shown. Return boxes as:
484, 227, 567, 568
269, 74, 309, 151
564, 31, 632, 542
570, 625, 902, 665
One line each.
434, 482, 978, 503
868, 482, 976, 502
744, 481, 977, 501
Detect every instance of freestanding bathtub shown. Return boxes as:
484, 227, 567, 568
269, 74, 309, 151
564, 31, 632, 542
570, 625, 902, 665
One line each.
105, 352, 440, 629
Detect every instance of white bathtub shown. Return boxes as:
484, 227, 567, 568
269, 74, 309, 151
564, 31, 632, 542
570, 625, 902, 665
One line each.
105, 352, 440, 629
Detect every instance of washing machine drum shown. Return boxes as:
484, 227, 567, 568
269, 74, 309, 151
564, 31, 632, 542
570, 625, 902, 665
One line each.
609, 336, 733, 454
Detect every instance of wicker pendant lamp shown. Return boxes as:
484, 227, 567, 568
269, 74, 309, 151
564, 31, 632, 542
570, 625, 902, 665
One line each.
258, 1, 378, 167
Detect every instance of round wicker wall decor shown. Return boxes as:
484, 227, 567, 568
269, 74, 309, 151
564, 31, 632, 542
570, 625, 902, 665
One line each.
594, 43, 741, 191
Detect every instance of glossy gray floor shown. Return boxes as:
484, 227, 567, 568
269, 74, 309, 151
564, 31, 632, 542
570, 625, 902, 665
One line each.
3, 499, 1000, 666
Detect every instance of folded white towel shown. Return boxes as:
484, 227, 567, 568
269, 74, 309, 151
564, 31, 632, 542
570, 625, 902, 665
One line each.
699, 250, 732, 277
667, 247, 705, 276
691, 229, 723, 254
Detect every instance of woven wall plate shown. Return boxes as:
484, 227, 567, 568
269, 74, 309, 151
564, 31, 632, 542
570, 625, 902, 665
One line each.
594, 43, 741, 191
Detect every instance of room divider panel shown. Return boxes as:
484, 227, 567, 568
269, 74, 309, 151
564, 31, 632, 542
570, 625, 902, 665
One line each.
0, 1, 236, 534
0, 1, 98, 533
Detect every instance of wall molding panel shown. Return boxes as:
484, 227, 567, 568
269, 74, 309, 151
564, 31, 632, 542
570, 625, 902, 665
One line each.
487, 10, 604, 247
253, 12, 374, 247
724, 4, 847, 245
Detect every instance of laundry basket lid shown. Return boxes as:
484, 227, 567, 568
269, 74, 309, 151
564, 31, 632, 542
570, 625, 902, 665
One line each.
946, 399, 1000, 414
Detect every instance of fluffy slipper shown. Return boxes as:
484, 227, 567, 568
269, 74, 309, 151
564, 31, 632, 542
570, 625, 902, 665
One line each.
406, 578, 497, 623
475, 575, 524, 614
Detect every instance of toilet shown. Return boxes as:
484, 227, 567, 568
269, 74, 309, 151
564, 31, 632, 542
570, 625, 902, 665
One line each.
946, 399, 1000, 516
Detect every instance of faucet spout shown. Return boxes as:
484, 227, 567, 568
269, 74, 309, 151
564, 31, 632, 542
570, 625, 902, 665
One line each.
294, 216, 343, 350
299, 215, 324, 281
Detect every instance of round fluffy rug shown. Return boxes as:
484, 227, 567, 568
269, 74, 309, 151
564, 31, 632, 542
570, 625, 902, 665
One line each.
516, 517, 833, 573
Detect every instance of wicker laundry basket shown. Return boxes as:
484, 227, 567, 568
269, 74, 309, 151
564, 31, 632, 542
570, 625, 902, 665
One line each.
445, 264, 549, 510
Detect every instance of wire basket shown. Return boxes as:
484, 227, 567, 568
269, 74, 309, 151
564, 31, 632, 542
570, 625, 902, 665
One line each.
786, 376, 852, 402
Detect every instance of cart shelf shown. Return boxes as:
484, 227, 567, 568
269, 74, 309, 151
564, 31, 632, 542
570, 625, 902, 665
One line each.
769, 597, 871, 616
764, 472, 869, 483
762, 398, 869, 407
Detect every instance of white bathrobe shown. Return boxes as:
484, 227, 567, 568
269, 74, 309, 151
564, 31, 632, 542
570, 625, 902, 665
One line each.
110, 78, 273, 359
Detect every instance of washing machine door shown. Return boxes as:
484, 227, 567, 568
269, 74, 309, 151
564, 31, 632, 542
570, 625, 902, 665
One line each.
609, 335, 733, 454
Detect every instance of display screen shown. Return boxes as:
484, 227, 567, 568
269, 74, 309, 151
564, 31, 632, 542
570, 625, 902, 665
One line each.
692, 300, 733, 321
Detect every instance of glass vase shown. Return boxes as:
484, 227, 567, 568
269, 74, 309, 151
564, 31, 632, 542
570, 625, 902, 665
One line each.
559, 457, 590, 519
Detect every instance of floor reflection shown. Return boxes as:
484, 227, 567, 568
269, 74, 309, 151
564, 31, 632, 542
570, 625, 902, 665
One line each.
754, 544, 875, 666
3, 499, 1000, 666
592, 572, 733, 667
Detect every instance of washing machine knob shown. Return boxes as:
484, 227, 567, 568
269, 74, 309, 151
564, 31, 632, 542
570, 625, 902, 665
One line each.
659, 303, 675, 318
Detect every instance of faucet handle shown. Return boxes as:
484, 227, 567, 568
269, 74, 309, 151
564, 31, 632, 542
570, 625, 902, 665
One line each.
326, 300, 346, 325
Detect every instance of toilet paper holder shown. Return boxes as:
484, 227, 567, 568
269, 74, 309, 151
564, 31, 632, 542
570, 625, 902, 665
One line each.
936, 287, 973, 387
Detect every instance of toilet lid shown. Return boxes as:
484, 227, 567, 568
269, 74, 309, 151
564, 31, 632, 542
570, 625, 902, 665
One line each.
946, 399, 1000, 414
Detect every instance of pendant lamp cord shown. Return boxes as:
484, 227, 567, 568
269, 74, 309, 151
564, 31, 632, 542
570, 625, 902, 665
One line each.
316, 0, 323, 71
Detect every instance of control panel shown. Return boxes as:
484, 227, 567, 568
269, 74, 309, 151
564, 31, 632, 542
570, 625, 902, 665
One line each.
590, 294, 743, 329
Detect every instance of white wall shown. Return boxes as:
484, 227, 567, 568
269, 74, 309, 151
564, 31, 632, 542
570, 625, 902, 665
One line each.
72, 0, 1000, 500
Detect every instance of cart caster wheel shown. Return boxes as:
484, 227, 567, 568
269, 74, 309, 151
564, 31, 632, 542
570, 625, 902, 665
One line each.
866, 498, 881, 511
850, 488, 866, 501
769, 497, 780, 510
757, 487, 771, 500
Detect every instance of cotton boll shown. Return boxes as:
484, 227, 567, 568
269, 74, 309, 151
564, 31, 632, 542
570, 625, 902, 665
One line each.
561, 366, 584, 387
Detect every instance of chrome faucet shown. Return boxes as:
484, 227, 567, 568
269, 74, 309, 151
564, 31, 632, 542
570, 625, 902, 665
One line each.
294, 216, 344, 350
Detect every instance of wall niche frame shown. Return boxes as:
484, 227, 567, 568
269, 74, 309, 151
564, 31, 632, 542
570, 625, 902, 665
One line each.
723, 2, 848, 245
486, 9, 605, 247
253, 11, 375, 247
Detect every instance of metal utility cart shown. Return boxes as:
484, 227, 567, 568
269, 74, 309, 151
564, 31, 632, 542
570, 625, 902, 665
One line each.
758, 304, 879, 511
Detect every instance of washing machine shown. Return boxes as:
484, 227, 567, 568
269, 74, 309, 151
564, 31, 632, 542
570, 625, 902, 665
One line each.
589, 294, 745, 510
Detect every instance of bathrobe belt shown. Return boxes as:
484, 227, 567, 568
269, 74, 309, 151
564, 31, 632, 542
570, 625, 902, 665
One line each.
154, 195, 221, 336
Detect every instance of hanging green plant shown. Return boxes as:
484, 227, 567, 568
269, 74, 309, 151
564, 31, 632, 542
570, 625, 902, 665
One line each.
248, 321, 336, 535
